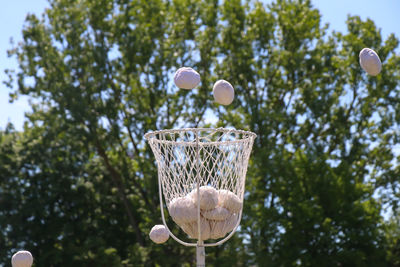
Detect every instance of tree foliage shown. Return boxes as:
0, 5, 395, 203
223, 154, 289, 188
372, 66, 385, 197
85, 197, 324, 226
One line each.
1, 0, 400, 266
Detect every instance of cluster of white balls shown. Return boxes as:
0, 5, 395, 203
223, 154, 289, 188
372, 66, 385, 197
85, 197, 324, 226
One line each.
173, 67, 235, 105
359, 47, 382, 76
167, 186, 241, 241
11, 251, 33, 267
149, 186, 241, 243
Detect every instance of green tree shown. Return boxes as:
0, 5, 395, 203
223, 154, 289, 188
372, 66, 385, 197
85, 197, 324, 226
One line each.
2, 0, 220, 265
1, 0, 400, 266
385, 210, 400, 266
216, 0, 400, 266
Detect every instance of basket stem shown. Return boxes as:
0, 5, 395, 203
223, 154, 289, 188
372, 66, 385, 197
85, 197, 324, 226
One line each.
196, 243, 205, 267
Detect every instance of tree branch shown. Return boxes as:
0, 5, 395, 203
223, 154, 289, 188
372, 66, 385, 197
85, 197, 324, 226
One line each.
94, 135, 144, 245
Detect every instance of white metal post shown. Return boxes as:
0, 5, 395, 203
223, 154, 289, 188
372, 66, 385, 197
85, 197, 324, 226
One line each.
196, 244, 205, 267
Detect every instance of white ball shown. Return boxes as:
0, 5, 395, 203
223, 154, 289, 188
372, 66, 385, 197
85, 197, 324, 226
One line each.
209, 213, 239, 239
223, 213, 239, 233
174, 67, 201, 89
11, 251, 33, 267
209, 219, 226, 239
181, 217, 211, 240
149, 224, 170, 244
189, 186, 219, 210
202, 206, 230, 221
213, 80, 235, 105
218, 190, 242, 213
168, 196, 198, 224
359, 48, 382, 76
180, 222, 195, 238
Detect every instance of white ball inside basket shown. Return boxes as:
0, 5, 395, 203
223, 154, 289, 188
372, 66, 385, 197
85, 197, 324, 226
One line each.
181, 217, 211, 240
210, 213, 239, 239
168, 196, 198, 224
149, 224, 170, 244
218, 190, 242, 213
359, 48, 382, 76
174, 67, 201, 89
11, 251, 33, 267
213, 79, 235, 105
202, 206, 230, 221
190, 186, 219, 211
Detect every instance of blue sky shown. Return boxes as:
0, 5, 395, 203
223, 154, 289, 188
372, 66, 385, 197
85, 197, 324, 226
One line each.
0, 0, 49, 130
0, 0, 399, 130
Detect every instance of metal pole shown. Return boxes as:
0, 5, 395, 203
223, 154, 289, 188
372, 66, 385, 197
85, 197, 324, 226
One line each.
196, 242, 205, 267
195, 130, 205, 266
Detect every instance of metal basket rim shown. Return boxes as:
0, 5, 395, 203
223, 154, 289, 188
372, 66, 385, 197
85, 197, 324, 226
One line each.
144, 127, 257, 146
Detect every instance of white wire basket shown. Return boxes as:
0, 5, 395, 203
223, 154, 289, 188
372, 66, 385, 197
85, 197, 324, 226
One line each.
145, 128, 256, 266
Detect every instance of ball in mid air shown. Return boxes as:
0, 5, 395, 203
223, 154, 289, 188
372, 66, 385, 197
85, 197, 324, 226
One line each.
359, 48, 382, 76
213, 80, 235, 105
149, 224, 170, 244
11, 251, 33, 267
174, 67, 201, 89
